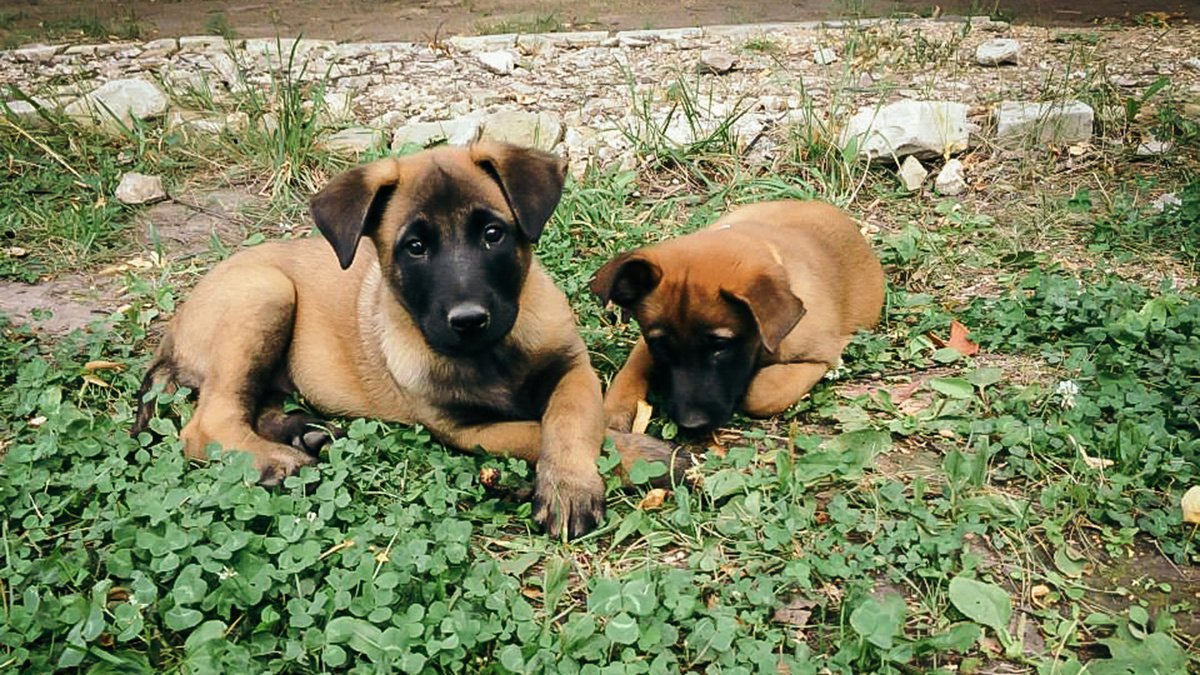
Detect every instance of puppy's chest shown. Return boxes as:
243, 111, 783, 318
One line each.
426, 348, 572, 425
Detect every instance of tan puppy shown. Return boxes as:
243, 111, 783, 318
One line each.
591, 200, 885, 433
133, 142, 625, 538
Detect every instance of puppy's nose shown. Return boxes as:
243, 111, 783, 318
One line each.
676, 410, 712, 431
447, 304, 490, 335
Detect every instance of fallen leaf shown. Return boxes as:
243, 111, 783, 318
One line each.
84, 360, 125, 372
479, 466, 500, 488
29, 416, 47, 427
1182, 486, 1200, 524
638, 488, 669, 511
107, 587, 130, 604
374, 549, 390, 564
631, 399, 653, 435
772, 597, 817, 627
1030, 584, 1051, 608
939, 320, 980, 356
520, 587, 543, 600
3, 246, 28, 258
82, 374, 111, 388
1080, 448, 1114, 470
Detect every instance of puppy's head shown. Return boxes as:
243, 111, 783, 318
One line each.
310, 142, 567, 356
591, 239, 805, 432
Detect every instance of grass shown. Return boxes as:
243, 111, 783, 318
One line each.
476, 14, 566, 36
1, 22, 1200, 675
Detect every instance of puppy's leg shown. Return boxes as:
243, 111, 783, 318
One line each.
174, 269, 316, 485
255, 393, 344, 456
603, 338, 653, 432
741, 362, 831, 418
442, 357, 606, 539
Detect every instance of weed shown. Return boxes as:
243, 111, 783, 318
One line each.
476, 14, 565, 36
204, 12, 239, 40
741, 36, 781, 53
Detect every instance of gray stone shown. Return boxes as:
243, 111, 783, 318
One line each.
480, 110, 563, 150
934, 158, 966, 195
813, 46, 839, 65
975, 38, 1020, 66
617, 35, 653, 48
12, 44, 63, 63
115, 172, 168, 205
448, 34, 517, 52
698, 50, 736, 75
165, 110, 248, 137
391, 115, 482, 149
841, 100, 973, 161
1135, 137, 1173, 157
478, 50, 516, 75
1185, 58, 1200, 72
320, 91, 354, 123
65, 78, 169, 130
178, 35, 225, 52
321, 127, 385, 155
3, 99, 44, 124
898, 156, 927, 192
995, 100, 1094, 145
141, 38, 179, 58
541, 31, 609, 47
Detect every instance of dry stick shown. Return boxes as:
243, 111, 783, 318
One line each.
1, 117, 84, 181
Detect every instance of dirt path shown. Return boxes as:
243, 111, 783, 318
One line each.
1, 0, 1197, 46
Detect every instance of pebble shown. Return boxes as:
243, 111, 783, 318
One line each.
115, 173, 168, 205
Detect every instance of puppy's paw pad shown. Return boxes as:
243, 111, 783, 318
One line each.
256, 448, 317, 487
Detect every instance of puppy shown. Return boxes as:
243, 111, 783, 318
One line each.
134, 142, 621, 537
591, 200, 884, 433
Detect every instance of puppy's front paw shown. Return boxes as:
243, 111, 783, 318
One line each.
610, 431, 695, 487
255, 445, 318, 487
532, 461, 605, 539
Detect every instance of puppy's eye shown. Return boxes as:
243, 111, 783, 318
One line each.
482, 224, 505, 245
404, 239, 427, 256
708, 336, 732, 353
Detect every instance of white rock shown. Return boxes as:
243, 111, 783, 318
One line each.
995, 100, 1094, 145
1150, 192, 1181, 212
975, 38, 1020, 66
477, 50, 516, 75
178, 35, 225, 52
166, 110, 248, 137
480, 110, 563, 151
321, 127, 385, 155
698, 50, 736, 74
898, 156, 928, 192
115, 173, 167, 205
934, 159, 967, 196
12, 44, 62, 63
1135, 137, 1173, 156
391, 115, 482, 150
3, 99, 44, 124
141, 38, 179, 58
1184, 57, 1200, 72
65, 78, 169, 130
841, 100, 973, 161
320, 91, 354, 123
813, 47, 839, 65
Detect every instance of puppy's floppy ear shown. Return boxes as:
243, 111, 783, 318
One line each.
471, 141, 567, 242
720, 268, 806, 353
590, 252, 662, 310
310, 158, 401, 270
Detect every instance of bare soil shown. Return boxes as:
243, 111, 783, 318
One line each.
0, 0, 1197, 46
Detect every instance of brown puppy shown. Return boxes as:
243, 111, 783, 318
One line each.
592, 200, 884, 433
133, 142, 616, 538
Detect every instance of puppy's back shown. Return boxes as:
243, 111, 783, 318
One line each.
711, 200, 884, 333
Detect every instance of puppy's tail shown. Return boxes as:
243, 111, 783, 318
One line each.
131, 335, 179, 438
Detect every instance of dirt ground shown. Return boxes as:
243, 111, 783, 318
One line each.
0, 0, 1197, 45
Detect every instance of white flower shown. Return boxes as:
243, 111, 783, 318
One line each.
1056, 380, 1079, 409
823, 358, 848, 381
218, 567, 238, 581
306, 511, 318, 522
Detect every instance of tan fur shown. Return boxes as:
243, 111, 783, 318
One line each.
598, 200, 885, 431
135, 143, 661, 538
